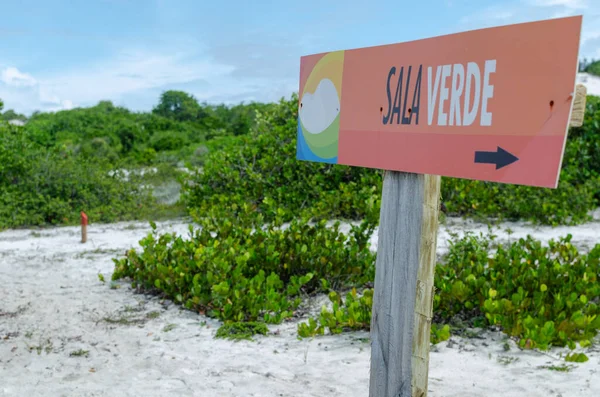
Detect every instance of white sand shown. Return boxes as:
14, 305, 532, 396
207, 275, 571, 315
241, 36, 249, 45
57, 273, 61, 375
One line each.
1, 216, 599, 397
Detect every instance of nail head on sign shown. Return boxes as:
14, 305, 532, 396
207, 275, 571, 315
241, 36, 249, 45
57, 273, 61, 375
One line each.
380, 107, 383, 112
550, 100, 554, 107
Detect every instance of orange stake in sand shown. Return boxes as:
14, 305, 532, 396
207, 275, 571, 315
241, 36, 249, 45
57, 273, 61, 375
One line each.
81, 211, 88, 243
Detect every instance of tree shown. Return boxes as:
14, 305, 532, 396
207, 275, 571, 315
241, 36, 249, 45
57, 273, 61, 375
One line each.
584, 60, 600, 77
1, 109, 28, 122
152, 90, 202, 123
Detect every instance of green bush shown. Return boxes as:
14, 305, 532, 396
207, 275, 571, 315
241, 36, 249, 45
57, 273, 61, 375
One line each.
584, 60, 600, 77
441, 173, 599, 226
149, 130, 190, 152
298, 288, 373, 337
436, 232, 600, 351
77, 137, 120, 162
111, 205, 376, 324
298, 232, 600, 354
0, 124, 157, 228
2, 88, 596, 229
565, 95, 600, 194
297, 287, 452, 344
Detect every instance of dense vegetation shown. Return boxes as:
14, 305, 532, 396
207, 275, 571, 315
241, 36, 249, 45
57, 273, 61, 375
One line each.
113, 213, 376, 325
18, 91, 270, 168
2, 84, 599, 229
580, 58, 600, 76
299, 233, 600, 355
0, 91, 271, 229
0, 123, 155, 227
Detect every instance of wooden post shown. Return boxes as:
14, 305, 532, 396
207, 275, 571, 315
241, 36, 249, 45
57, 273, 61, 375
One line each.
369, 172, 441, 397
81, 211, 88, 244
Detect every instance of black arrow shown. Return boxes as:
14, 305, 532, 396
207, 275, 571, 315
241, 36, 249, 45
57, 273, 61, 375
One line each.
474, 146, 519, 170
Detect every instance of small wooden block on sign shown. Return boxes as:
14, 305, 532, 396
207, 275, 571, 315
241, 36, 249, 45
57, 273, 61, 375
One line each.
569, 83, 587, 128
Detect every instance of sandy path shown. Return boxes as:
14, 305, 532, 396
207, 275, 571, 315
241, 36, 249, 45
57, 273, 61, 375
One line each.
1, 216, 599, 396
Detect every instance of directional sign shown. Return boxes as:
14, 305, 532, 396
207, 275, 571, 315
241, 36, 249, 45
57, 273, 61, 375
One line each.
296, 16, 583, 188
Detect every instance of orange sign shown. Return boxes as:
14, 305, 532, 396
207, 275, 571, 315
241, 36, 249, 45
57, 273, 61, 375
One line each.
296, 16, 582, 188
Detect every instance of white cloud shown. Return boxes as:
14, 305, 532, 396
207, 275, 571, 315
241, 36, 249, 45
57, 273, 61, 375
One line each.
1, 67, 37, 87
39, 48, 235, 108
0, 44, 240, 115
0, 66, 74, 114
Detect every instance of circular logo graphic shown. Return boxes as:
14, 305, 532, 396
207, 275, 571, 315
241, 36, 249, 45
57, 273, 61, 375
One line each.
298, 51, 344, 160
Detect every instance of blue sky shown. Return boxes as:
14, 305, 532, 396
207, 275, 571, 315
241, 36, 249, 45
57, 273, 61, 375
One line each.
0, 0, 598, 115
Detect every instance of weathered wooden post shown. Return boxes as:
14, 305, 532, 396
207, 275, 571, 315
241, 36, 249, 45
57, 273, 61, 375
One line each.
296, 15, 584, 397
369, 172, 440, 397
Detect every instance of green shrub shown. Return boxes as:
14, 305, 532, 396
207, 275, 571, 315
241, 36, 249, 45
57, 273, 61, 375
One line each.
436, 232, 600, 351
149, 130, 189, 152
77, 137, 120, 162
298, 232, 600, 352
0, 124, 157, 228
111, 206, 376, 324
584, 60, 600, 77
564, 95, 600, 196
296, 287, 451, 345
441, 173, 600, 226
298, 289, 373, 337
